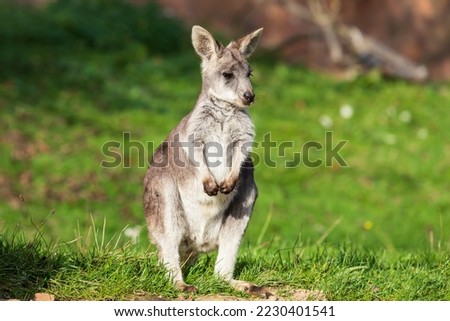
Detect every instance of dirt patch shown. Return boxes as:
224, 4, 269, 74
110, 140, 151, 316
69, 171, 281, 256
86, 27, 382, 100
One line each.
7, 288, 326, 301
131, 287, 327, 301
288, 289, 327, 301
192, 288, 327, 301
1, 130, 49, 162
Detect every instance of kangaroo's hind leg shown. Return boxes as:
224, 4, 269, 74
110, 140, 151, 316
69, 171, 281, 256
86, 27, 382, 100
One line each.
144, 172, 196, 292
214, 161, 258, 291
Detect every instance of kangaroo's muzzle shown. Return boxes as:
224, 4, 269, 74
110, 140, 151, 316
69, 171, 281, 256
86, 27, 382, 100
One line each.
243, 91, 255, 105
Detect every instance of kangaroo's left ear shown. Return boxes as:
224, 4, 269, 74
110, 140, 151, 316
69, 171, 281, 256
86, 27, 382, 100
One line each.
228, 28, 263, 58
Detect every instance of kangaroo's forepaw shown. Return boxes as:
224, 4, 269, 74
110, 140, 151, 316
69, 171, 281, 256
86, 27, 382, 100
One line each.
219, 177, 238, 194
203, 178, 219, 196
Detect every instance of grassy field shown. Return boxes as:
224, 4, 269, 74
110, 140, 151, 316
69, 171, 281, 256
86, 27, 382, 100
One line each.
2, 227, 450, 301
1, 0, 450, 301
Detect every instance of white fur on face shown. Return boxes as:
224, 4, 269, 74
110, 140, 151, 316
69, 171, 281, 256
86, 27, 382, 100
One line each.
207, 86, 245, 107
203, 50, 253, 108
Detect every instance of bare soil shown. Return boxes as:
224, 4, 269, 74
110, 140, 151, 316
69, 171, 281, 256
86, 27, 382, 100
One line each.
131, 287, 327, 301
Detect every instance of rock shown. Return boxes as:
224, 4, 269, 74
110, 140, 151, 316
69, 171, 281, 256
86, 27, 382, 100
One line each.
33, 293, 55, 301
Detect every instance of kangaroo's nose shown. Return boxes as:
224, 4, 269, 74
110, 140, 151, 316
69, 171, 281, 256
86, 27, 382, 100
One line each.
243, 91, 255, 104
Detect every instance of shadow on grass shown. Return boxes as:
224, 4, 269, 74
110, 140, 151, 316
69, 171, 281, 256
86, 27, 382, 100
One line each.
0, 233, 65, 300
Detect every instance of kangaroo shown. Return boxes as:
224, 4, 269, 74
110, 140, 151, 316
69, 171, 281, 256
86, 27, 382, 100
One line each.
143, 25, 263, 292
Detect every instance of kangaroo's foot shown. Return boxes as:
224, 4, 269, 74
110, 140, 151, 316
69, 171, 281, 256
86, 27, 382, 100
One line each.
230, 279, 274, 298
175, 280, 198, 293
229, 279, 259, 292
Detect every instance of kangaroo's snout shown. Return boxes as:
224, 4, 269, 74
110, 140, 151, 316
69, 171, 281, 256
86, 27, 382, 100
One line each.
243, 91, 255, 105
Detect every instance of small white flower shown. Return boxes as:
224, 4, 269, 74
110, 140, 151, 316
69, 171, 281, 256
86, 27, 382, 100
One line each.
319, 115, 333, 128
399, 110, 412, 123
124, 226, 141, 244
383, 133, 396, 145
417, 128, 428, 140
340, 104, 354, 119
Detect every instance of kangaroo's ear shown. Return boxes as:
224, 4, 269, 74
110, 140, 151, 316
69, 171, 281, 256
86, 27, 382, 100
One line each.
192, 25, 222, 60
228, 28, 263, 58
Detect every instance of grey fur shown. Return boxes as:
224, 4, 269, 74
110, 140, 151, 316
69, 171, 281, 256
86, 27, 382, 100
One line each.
143, 25, 263, 291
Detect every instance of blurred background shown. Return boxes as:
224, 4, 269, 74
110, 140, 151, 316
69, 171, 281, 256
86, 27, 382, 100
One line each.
1, 0, 449, 253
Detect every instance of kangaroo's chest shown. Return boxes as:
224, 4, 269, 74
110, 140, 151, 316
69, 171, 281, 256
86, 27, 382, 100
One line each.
202, 119, 249, 182
203, 131, 232, 183
176, 108, 253, 251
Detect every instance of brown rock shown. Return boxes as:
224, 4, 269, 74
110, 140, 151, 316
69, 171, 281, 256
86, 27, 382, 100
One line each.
33, 293, 55, 301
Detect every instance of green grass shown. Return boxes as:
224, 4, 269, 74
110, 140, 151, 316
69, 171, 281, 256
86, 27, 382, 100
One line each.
2, 55, 449, 251
2, 226, 450, 300
1, 0, 450, 301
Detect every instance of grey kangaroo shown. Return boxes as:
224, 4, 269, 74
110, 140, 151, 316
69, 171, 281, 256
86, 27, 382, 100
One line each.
143, 25, 263, 292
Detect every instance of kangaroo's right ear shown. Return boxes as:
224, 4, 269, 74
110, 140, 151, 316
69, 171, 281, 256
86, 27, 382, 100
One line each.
192, 25, 222, 60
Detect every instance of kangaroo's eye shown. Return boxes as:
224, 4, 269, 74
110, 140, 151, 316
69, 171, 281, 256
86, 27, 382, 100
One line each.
222, 72, 234, 80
